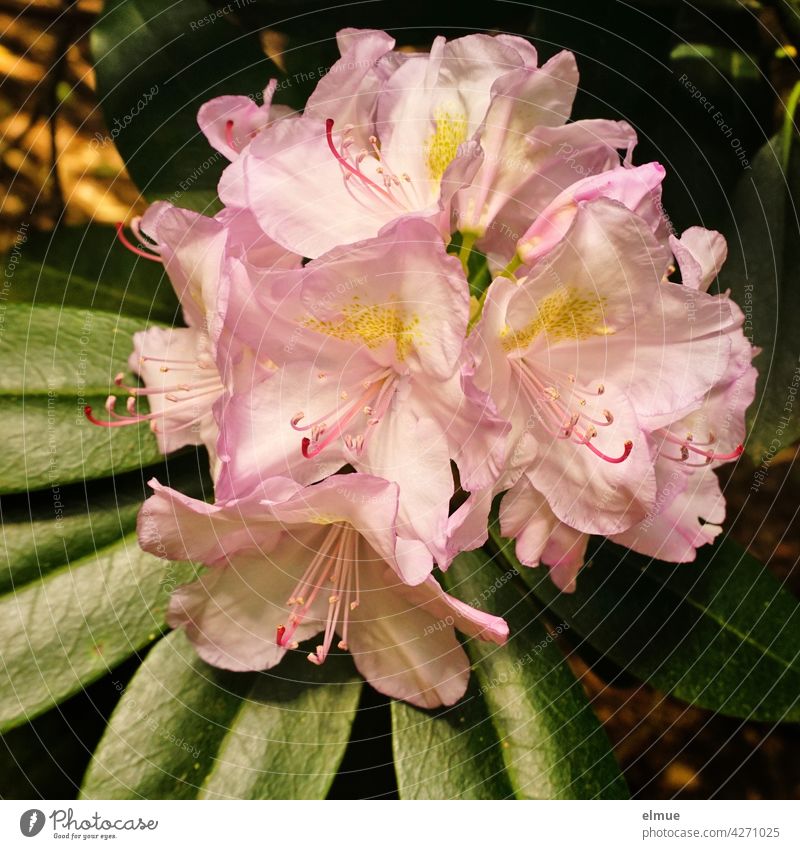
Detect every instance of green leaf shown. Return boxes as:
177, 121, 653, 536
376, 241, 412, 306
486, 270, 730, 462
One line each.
668, 43, 760, 83
0, 661, 136, 799
0, 304, 164, 494
0, 457, 212, 595
0, 534, 196, 732
81, 630, 363, 799
0, 479, 140, 595
721, 134, 800, 459
2, 224, 179, 322
391, 679, 513, 799
399, 550, 626, 799
500, 529, 800, 722
91, 0, 284, 202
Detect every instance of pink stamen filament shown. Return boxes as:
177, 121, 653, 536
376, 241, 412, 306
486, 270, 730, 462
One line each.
325, 118, 400, 206
512, 359, 632, 464
140, 355, 201, 367
295, 370, 396, 459
130, 216, 158, 248
300, 396, 374, 459
578, 437, 633, 464
114, 372, 220, 396
85, 378, 221, 431
109, 385, 220, 417
660, 430, 743, 463
115, 222, 162, 262
339, 540, 359, 652
277, 525, 360, 664
290, 368, 389, 432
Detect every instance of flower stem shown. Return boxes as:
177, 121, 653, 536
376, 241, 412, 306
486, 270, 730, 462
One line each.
781, 80, 800, 172
458, 231, 477, 272
499, 253, 522, 280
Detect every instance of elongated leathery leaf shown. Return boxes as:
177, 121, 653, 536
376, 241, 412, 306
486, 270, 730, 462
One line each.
0, 534, 196, 732
393, 549, 627, 799
0, 304, 164, 494
81, 630, 362, 800
501, 529, 800, 723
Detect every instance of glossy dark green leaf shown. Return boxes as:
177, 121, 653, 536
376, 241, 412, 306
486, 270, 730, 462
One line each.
0, 657, 141, 799
499, 529, 800, 722
0, 304, 163, 494
91, 0, 283, 202
81, 630, 362, 800
0, 534, 196, 732
391, 678, 513, 799
720, 134, 800, 459
0, 456, 213, 595
0, 480, 140, 595
400, 550, 627, 799
2, 224, 178, 322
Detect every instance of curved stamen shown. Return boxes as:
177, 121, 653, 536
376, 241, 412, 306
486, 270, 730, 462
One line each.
660, 429, 743, 462
296, 370, 396, 459
85, 404, 135, 428
86, 375, 221, 429
291, 368, 390, 434
114, 372, 220, 396
115, 222, 162, 262
512, 360, 632, 464
662, 452, 714, 467
130, 216, 158, 249
278, 524, 361, 662
579, 438, 633, 464
325, 118, 398, 205
140, 355, 200, 366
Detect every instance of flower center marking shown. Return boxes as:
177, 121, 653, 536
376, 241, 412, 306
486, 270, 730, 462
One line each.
301, 295, 421, 358
425, 104, 468, 182
501, 287, 613, 351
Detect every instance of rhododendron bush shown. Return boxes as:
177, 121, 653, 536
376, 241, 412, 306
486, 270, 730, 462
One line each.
3, 0, 799, 801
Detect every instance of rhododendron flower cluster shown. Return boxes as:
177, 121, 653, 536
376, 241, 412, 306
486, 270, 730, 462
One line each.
91, 29, 756, 708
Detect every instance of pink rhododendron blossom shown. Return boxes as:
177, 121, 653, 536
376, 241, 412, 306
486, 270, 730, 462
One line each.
215, 217, 508, 564
87, 202, 300, 463
88, 28, 758, 701
219, 29, 637, 259
451, 54, 638, 253
139, 474, 508, 708
513, 162, 668, 266
482, 221, 755, 589
468, 200, 750, 535
198, 79, 294, 161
